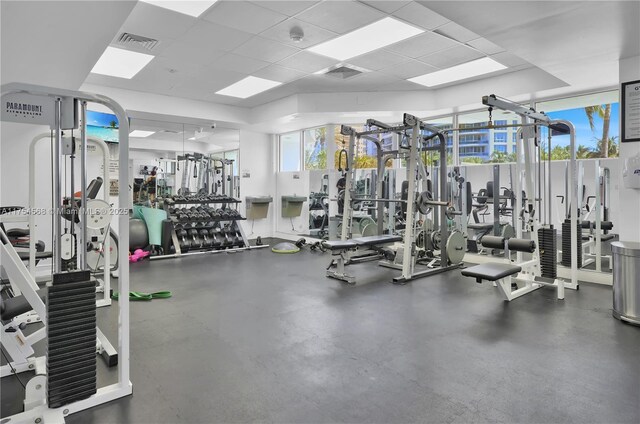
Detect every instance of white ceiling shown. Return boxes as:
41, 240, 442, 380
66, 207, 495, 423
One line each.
0, 0, 136, 89
82, 0, 534, 107
2, 0, 638, 134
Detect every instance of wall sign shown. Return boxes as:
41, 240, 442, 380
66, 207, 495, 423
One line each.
622, 80, 640, 142
109, 179, 119, 196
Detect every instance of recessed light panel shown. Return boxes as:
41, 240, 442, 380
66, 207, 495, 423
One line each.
129, 130, 156, 138
141, 0, 218, 17
408, 57, 507, 87
216, 76, 282, 99
91, 47, 154, 79
308, 17, 424, 61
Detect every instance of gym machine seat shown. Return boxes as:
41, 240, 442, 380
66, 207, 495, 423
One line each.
0, 289, 47, 321
461, 263, 522, 284
467, 223, 494, 231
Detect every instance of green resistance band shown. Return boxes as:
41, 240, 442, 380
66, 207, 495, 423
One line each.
111, 291, 172, 301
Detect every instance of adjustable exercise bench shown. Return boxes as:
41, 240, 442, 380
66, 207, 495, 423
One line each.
322, 234, 402, 284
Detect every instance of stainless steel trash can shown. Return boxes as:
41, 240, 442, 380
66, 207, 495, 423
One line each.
611, 241, 640, 325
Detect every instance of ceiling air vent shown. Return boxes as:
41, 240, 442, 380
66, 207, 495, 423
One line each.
116, 33, 159, 51
325, 66, 362, 80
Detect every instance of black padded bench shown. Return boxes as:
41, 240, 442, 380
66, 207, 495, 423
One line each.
324, 234, 403, 284
322, 234, 402, 251
0, 289, 46, 322
467, 223, 494, 231
461, 263, 522, 284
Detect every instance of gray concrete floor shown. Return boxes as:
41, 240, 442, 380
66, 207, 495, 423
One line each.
3, 240, 639, 423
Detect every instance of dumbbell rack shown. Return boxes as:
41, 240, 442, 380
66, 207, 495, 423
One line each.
162, 195, 250, 257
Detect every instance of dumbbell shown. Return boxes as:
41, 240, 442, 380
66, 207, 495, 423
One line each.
188, 228, 201, 248
208, 228, 221, 246
199, 229, 213, 247
234, 231, 244, 247
176, 229, 190, 252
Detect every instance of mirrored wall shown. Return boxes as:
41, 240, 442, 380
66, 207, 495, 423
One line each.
127, 116, 240, 208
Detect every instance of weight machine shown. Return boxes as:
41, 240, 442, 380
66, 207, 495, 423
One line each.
323, 113, 464, 284
1, 83, 131, 422
22, 133, 116, 307
461, 94, 580, 300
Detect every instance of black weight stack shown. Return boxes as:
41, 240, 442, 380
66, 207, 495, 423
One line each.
561, 219, 582, 268
538, 226, 557, 278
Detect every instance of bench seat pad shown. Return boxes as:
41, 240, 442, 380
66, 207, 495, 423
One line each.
461, 263, 522, 282
467, 223, 494, 230
322, 240, 358, 251
354, 235, 402, 247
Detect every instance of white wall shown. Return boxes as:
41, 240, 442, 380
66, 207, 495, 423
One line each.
238, 131, 276, 239
618, 55, 640, 243
275, 171, 309, 236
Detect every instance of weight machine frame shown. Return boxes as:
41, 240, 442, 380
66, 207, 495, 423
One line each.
339, 114, 463, 284
1, 82, 131, 423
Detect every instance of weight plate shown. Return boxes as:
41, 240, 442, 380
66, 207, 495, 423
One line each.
416, 191, 433, 215
361, 223, 377, 237
86, 199, 112, 229
446, 231, 466, 265
358, 216, 376, 234
416, 230, 426, 249
501, 224, 515, 239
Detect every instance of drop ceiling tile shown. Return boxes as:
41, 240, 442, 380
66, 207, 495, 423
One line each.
292, 75, 348, 93
347, 50, 408, 71
234, 36, 300, 63
466, 37, 505, 55
419, 45, 484, 69
259, 18, 338, 49
277, 51, 337, 73
359, 1, 412, 14
159, 40, 227, 66
490, 51, 530, 68
392, 2, 450, 30
252, 64, 307, 83
202, 1, 288, 34
434, 22, 479, 43
118, 2, 195, 42
85, 67, 179, 97
296, 1, 385, 34
147, 56, 205, 78
250, 1, 319, 16
172, 70, 248, 98
209, 53, 271, 74
386, 31, 457, 58
178, 20, 253, 52
379, 59, 438, 79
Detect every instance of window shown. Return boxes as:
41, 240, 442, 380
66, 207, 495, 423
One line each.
279, 132, 301, 172
494, 132, 507, 143
223, 150, 239, 176
333, 125, 379, 169
304, 127, 327, 170
494, 145, 507, 153
536, 90, 619, 159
